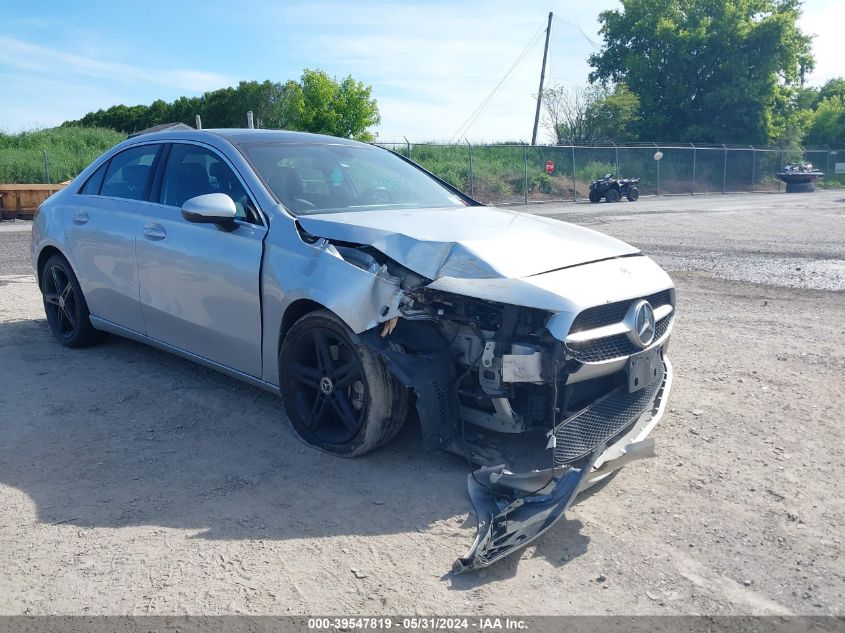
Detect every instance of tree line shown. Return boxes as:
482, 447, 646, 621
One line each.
63, 69, 381, 141
544, 0, 845, 148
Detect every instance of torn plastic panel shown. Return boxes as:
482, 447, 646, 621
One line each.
454, 448, 602, 573
454, 431, 660, 572
359, 321, 461, 451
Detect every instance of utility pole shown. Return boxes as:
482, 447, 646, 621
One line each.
531, 12, 553, 146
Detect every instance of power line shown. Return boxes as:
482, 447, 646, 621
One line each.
545, 16, 602, 84
551, 16, 601, 50
451, 24, 546, 140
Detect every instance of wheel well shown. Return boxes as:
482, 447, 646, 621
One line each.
279, 299, 325, 347
36, 246, 64, 285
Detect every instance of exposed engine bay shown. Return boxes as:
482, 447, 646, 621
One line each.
305, 230, 675, 572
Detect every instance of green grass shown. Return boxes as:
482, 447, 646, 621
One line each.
0, 127, 126, 184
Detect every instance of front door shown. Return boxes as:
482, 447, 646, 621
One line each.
134, 143, 265, 377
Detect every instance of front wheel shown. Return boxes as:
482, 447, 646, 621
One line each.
278, 310, 409, 457
605, 188, 621, 203
41, 254, 106, 348
588, 190, 602, 203
626, 187, 640, 201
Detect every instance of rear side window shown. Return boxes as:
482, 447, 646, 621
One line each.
99, 145, 161, 201
160, 143, 259, 223
78, 162, 108, 195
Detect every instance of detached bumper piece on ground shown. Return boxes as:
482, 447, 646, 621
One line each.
455, 358, 672, 572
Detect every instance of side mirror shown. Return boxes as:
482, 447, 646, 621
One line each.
181, 193, 238, 226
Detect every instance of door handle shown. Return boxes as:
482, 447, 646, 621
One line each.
72, 210, 89, 225
143, 223, 166, 241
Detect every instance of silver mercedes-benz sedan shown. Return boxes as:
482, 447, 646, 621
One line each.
31, 129, 675, 571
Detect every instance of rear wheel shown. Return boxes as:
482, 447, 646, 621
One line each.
605, 188, 621, 203
588, 190, 602, 203
41, 254, 106, 348
626, 187, 640, 201
278, 310, 409, 457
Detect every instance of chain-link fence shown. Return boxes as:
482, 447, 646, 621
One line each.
1, 140, 843, 205
377, 141, 845, 205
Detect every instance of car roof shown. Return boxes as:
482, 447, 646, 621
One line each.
128, 128, 366, 146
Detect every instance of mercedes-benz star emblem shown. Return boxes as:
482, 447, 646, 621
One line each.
624, 299, 656, 348
319, 376, 334, 395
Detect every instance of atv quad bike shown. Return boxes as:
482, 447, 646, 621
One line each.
589, 174, 640, 202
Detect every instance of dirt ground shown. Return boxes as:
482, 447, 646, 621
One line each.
0, 191, 843, 616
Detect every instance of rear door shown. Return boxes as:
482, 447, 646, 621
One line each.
134, 142, 265, 377
64, 143, 163, 333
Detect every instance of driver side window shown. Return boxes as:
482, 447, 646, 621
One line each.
159, 144, 260, 224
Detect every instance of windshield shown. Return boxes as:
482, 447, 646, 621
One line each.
242, 142, 468, 215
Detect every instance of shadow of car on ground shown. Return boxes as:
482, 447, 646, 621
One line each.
0, 317, 591, 583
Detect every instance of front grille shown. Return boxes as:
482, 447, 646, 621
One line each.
569, 290, 672, 334
653, 313, 671, 341
567, 315, 672, 363
554, 360, 665, 464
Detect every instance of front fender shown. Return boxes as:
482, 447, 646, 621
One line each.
259, 216, 404, 385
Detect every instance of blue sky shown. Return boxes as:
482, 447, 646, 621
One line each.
1, 0, 841, 141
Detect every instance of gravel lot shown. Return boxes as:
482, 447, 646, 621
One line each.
0, 191, 843, 615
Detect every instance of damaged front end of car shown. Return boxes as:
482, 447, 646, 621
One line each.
292, 216, 675, 573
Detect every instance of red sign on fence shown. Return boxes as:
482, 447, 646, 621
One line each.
545, 161, 555, 174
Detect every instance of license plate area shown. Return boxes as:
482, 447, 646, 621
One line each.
627, 347, 661, 393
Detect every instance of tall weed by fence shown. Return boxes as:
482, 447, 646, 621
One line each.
0, 127, 126, 184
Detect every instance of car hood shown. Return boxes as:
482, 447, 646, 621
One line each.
297, 206, 639, 280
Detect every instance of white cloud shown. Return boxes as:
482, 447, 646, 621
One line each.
0, 36, 234, 92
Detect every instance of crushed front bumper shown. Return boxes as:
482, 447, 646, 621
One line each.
454, 357, 673, 572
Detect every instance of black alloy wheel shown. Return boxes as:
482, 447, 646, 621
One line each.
279, 310, 409, 457
41, 254, 105, 348
43, 263, 77, 341
282, 325, 368, 444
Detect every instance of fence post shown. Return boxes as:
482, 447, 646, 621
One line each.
523, 143, 528, 205
826, 148, 831, 182
43, 150, 50, 184
246, 111, 254, 129
750, 146, 756, 193
613, 142, 619, 177
779, 150, 784, 191
466, 139, 474, 197
571, 145, 577, 202
691, 144, 696, 196
656, 145, 660, 196
722, 144, 728, 194
195, 114, 202, 130
404, 136, 411, 160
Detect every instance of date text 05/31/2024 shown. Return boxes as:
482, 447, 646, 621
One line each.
307, 617, 529, 630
